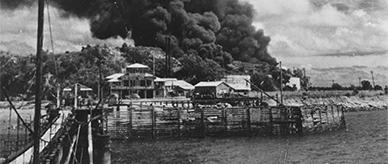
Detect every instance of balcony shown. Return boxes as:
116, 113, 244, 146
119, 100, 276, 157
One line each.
111, 85, 154, 90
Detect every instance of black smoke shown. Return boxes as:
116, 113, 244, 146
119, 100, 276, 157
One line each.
1, 0, 277, 65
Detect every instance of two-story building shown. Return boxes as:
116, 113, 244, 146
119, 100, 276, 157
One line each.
106, 63, 156, 99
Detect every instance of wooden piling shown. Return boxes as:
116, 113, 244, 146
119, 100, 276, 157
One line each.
247, 108, 251, 134
200, 108, 205, 138
177, 107, 181, 136
268, 107, 273, 135
331, 105, 335, 123
223, 108, 227, 131
128, 106, 132, 137
151, 106, 156, 139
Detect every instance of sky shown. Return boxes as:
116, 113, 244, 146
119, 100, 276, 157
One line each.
0, 0, 387, 86
242, 0, 388, 86
0, 5, 132, 55
244, 0, 388, 56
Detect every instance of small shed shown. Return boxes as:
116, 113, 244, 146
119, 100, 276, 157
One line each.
194, 81, 232, 98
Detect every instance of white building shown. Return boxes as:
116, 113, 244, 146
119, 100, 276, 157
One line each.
221, 75, 251, 95
154, 78, 194, 97
286, 77, 301, 91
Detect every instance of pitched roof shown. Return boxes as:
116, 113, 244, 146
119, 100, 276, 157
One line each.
144, 73, 155, 77
195, 81, 226, 87
154, 78, 178, 82
106, 73, 125, 83
126, 63, 149, 68
166, 80, 194, 90
106, 73, 125, 79
227, 84, 251, 91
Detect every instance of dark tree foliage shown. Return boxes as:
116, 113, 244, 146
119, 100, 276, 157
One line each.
361, 80, 373, 90
0, 46, 126, 100
374, 85, 382, 90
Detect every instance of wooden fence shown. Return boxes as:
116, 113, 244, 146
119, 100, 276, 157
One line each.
106, 104, 345, 139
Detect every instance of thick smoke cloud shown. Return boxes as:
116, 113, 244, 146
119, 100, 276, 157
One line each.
0, 0, 34, 10
0, 0, 277, 65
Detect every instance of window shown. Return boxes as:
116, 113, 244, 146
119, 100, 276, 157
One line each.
140, 80, 146, 86
123, 80, 129, 87
130, 80, 136, 87
146, 80, 152, 87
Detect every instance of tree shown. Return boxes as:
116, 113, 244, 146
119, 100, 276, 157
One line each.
361, 80, 373, 90
374, 85, 382, 90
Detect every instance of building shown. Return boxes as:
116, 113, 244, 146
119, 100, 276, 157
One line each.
63, 83, 93, 98
166, 80, 195, 97
194, 81, 233, 98
286, 77, 301, 91
222, 75, 251, 95
154, 78, 194, 98
154, 78, 178, 97
106, 63, 156, 99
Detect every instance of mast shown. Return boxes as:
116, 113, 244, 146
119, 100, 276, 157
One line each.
33, 0, 44, 163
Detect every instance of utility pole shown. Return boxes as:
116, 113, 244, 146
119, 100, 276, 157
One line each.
165, 37, 171, 78
33, 0, 44, 163
358, 77, 361, 88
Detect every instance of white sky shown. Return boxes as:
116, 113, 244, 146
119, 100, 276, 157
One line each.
243, 0, 388, 57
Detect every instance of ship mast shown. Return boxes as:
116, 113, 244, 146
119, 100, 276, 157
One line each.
33, 0, 44, 163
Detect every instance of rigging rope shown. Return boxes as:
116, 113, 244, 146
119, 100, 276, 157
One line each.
45, 0, 58, 77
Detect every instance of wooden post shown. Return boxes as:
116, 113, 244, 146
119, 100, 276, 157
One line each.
268, 107, 273, 135
337, 105, 340, 120
200, 107, 205, 137
16, 114, 20, 150
247, 108, 251, 134
128, 106, 132, 134
74, 83, 78, 109
88, 114, 94, 164
260, 91, 263, 104
331, 105, 335, 123
340, 105, 346, 126
33, 0, 44, 163
56, 84, 61, 108
318, 107, 322, 123
177, 107, 181, 136
151, 106, 155, 139
223, 108, 227, 131
325, 106, 329, 124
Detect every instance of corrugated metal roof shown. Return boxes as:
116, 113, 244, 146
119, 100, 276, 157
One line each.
227, 84, 251, 91
63, 83, 93, 91
126, 63, 149, 68
154, 78, 178, 82
166, 80, 194, 90
107, 78, 120, 82
195, 81, 225, 87
144, 73, 155, 77
106, 73, 125, 79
